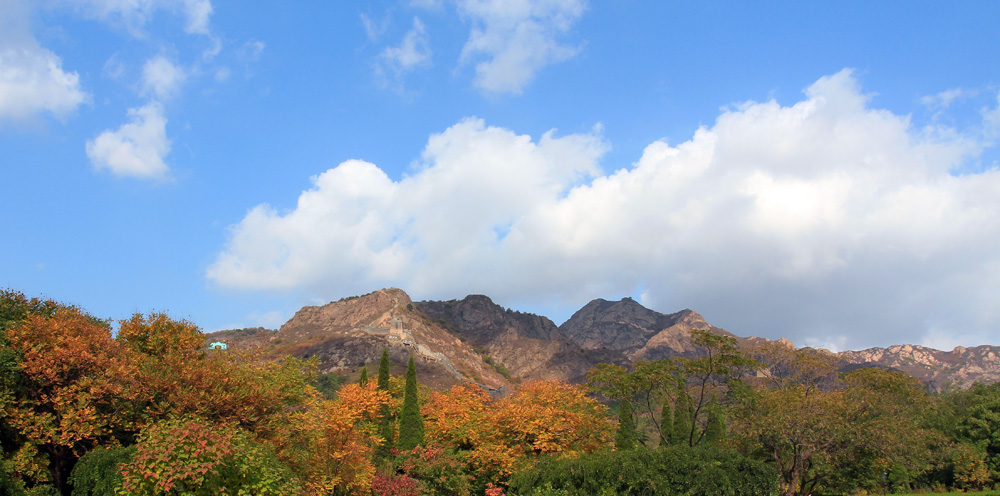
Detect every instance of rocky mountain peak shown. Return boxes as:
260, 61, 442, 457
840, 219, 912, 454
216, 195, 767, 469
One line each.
559, 297, 698, 354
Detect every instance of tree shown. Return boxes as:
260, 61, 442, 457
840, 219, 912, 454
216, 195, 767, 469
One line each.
68, 446, 134, 496
955, 382, 1000, 479
377, 349, 391, 391
423, 381, 613, 487
398, 355, 424, 451
359, 367, 369, 386
4, 308, 130, 493
615, 400, 637, 450
731, 365, 936, 496
670, 393, 692, 446
376, 349, 395, 458
659, 402, 673, 447
274, 383, 390, 495
703, 397, 726, 445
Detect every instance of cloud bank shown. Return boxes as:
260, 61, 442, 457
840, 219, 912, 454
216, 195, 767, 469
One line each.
209, 70, 1000, 351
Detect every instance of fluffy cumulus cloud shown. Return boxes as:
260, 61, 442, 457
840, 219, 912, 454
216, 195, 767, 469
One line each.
86, 102, 171, 180
0, 44, 88, 123
209, 70, 1000, 350
0, 0, 88, 123
456, 0, 586, 94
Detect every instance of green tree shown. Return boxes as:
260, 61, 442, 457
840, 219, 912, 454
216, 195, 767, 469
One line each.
375, 349, 395, 458
377, 349, 391, 391
659, 402, 673, 447
68, 446, 134, 496
359, 367, 368, 386
732, 365, 936, 496
671, 393, 692, 447
955, 382, 1000, 480
703, 397, 726, 445
615, 400, 637, 451
398, 355, 424, 451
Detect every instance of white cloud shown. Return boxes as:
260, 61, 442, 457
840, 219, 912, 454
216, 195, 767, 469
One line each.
0, 44, 89, 122
0, 0, 88, 122
141, 55, 186, 99
86, 102, 172, 180
209, 70, 1000, 350
376, 17, 432, 87
456, 0, 586, 94
180, 0, 213, 35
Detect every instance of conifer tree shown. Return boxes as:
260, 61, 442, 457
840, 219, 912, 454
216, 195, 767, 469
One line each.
660, 401, 673, 447
375, 349, 394, 457
377, 349, 391, 391
703, 397, 726, 445
671, 393, 692, 447
397, 355, 424, 450
359, 367, 368, 386
615, 399, 637, 450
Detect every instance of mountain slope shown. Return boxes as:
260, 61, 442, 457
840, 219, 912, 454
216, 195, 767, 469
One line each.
415, 295, 600, 383
206, 289, 1000, 391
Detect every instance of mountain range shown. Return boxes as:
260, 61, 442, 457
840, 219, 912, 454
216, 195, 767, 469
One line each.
206, 288, 1000, 391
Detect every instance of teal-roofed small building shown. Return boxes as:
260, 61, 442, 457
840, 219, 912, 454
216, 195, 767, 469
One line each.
209, 342, 228, 350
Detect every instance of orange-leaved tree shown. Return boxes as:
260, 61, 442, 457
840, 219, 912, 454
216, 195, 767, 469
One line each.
424, 381, 613, 484
273, 382, 391, 495
4, 307, 133, 492
116, 313, 316, 439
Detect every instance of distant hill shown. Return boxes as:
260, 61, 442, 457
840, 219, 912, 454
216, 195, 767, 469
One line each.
206, 288, 1000, 391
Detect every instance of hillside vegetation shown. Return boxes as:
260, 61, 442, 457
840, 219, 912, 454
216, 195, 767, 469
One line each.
1, 289, 999, 496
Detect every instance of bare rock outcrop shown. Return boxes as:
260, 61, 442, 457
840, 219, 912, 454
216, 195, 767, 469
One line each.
415, 295, 597, 383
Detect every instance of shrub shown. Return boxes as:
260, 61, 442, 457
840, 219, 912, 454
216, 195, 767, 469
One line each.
119, 417, 301, 495
508, 446, 779, 496
69, 446, 135, 496
395, 445, 471, 496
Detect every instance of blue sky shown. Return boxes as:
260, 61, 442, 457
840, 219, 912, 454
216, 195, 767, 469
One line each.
2, 0, 999, 351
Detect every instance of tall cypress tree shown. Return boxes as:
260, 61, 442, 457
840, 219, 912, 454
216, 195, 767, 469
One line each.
671, 393, 692, 447
397, 355, 424, 450
615, 399, 637, 450
359, 366, 368, 386
659, 401, 673, 447
375, 349, 394, 458
377, 349, 391, 391
703, 397, 726, 445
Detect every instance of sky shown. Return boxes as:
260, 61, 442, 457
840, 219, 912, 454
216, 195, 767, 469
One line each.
2, 0, 999, 352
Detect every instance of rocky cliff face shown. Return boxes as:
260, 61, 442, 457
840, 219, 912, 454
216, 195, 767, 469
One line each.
415, 295, 597, 383
264, 289, 506, 390
206, 289, 999, 391
840, 344, 1000, 391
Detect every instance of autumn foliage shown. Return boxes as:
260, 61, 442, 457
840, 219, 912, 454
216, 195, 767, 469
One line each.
423, 381, 613, 482
3, 288, 999, 496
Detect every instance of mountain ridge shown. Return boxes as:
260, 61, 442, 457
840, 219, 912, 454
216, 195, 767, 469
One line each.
206, 288, 1000, 391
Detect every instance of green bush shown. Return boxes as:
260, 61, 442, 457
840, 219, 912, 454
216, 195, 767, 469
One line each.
508, 446, 779, 496
69, 446, 135, 496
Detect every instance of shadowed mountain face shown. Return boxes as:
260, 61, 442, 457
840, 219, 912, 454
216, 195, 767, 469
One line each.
558, 297, 735, 362
414, 295, 599, 384
207, 289, 1000, 391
